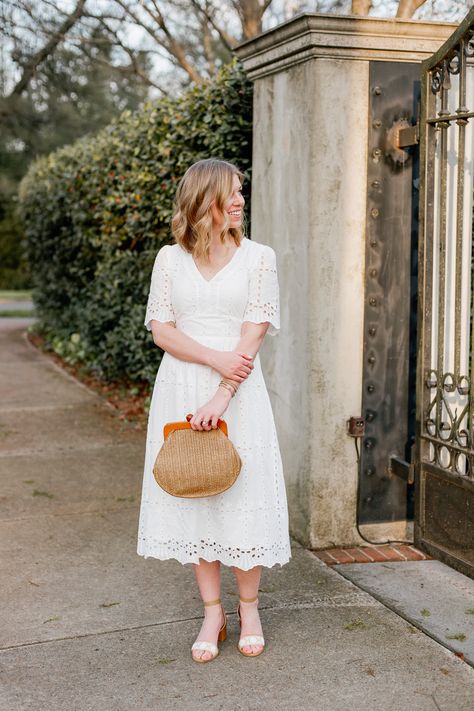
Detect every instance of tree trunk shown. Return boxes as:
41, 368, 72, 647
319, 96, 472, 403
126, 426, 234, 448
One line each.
239, 0, 272, 40
351, 0, 373, 15
396, 0, 427, 19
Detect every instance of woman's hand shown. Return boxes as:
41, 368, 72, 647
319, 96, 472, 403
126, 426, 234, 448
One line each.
208, 350, 254, 382
189, 389, 232, 430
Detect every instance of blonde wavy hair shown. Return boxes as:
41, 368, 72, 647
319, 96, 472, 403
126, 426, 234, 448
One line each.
171, 158, 246, 260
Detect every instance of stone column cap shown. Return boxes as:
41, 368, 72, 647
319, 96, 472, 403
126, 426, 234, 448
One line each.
234, 13, 457, 79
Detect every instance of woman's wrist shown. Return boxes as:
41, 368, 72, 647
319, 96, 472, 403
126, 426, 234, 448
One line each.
205, 348, 219, 369
217, 382, 237, 399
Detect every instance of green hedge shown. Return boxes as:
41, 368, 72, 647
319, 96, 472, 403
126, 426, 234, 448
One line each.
18, 59, 253, 384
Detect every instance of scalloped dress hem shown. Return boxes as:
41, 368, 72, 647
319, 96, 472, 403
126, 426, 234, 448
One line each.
136, 542, 292, 571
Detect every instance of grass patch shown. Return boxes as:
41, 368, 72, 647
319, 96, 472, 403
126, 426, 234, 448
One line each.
420, 608, 431, 617
0, 290, 32, 301
157, 658, 176, 665
465, 608, 474, 615
446, 632, 467, 642
32, 489, 54, 498
99, 601, 121, 608
0, 309, 34, 318
344, 620, 367, 631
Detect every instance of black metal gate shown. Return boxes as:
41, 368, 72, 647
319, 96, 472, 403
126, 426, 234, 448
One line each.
414, 8, 474, 579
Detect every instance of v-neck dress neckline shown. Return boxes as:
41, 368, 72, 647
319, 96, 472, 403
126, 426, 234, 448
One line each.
188, 238, 248, 285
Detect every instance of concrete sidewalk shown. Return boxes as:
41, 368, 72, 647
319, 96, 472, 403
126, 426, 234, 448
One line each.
1, 322, 473, 711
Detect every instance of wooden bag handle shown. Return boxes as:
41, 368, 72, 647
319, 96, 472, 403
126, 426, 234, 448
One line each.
163, 414, 228, 440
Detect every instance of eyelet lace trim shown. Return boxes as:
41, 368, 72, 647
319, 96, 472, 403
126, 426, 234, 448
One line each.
242, 246, 280, 336
137, 535, 291, 571
144, 245, 175, 329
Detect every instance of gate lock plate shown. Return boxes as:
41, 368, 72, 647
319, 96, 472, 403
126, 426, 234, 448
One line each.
347, 417, 365, 437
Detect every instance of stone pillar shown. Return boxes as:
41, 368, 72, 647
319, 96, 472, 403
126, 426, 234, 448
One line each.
235, 15, 456, 548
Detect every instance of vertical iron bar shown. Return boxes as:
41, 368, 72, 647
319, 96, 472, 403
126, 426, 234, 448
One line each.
423, 83, 437, 464
436, 79, 449, 440
414, 70, 436, 539
455, 42, 467, 380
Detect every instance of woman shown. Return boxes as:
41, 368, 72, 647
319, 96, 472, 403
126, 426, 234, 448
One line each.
137, 158, 291, 663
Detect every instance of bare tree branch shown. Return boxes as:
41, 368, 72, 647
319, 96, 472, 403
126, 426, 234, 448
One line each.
92, 17, 168, 94
112, 0, 204, 84
201, 16, 216, 73
79, 41, 170, 95
189, 0, 237, 51
8, 0, 87, 99
140, 0, 205, 83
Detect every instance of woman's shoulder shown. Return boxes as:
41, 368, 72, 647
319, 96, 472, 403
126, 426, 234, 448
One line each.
246, 237, 275, 252
245, 238, 277, 265
154, 241, 184, 266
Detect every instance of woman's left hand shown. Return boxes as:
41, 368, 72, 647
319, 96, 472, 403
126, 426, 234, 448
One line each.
189, 389, 232, 430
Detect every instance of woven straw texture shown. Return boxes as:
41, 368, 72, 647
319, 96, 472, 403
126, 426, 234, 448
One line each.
153, 427, 242, 498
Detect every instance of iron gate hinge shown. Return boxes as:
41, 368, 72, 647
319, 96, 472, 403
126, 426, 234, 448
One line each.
386, 118, 419, 164
388, 456, 414, 485
398, 122, 419, 148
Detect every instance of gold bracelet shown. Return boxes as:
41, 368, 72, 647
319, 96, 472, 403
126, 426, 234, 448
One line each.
222, 378, 239, 394
220, 379, 237, 393
218, 381, 236, 397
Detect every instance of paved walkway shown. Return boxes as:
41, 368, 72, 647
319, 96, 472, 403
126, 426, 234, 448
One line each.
1, 322, 474, 711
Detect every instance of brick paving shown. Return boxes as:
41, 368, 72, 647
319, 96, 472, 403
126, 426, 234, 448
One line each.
312, 543, 432, 565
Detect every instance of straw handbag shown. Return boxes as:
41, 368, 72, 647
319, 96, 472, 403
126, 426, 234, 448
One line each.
153, 414, 242, 498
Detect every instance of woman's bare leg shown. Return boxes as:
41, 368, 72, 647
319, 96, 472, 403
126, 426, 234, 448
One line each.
232, 564, 264, 654
191, 558, 225, 661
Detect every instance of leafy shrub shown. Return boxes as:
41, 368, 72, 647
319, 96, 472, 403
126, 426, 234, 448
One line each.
19, 59, 253, 384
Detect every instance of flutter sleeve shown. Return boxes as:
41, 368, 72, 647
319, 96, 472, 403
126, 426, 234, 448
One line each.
144, 245, 176, 331
242, 244, 280, 336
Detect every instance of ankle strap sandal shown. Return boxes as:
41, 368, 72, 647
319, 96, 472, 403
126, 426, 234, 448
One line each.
237, 596, 265, 657
191, 598, 227, 663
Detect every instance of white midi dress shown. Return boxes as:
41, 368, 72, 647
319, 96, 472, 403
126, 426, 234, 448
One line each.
136, 237, 292, 570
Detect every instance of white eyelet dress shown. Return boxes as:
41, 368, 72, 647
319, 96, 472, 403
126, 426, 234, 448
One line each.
136, 237, 292, 570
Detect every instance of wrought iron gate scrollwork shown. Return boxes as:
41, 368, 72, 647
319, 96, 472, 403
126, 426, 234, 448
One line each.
415, 7, 474, 579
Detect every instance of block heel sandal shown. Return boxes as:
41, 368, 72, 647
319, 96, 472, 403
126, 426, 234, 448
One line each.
237, 595, 265, 657
191, 598, 227, 663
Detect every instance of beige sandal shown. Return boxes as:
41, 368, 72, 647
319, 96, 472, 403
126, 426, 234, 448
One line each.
191, 598, 227, 663
237, 595, 265, 657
